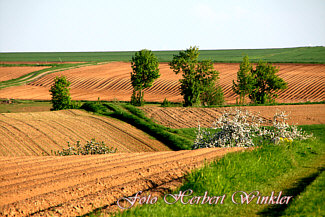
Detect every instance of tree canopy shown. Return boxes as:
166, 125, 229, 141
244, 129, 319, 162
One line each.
49, 76, 71, 110
233, 56, 287, 104
130, 49, 160, 106
170, 46, 223, 106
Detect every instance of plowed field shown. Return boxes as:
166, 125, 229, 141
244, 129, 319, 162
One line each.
141, 104, 325, 128
0, 66, 49, 82
0, 110, 170, 156
0, 147, 243, 216
0, 62, 323, 103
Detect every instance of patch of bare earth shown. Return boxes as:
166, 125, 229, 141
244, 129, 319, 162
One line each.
0, 62, 323, 103
0, 67, 50, 82
0, 147, 244, 216
140, 104, 325, 128
0, 109, 170, 156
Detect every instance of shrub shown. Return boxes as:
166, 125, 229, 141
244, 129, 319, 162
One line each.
53, 139, 117, 156
70, 100, 82, 109
81, 101, 107, 113
193, 109, 312, 149
161, 98, 172, 107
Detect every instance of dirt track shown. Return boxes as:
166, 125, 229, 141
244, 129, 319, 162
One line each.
0, 62, 323, 103
141, 104, 325, 128
0, 147, 244, 216
0, 66, 49, 82
0, 110, 170, 156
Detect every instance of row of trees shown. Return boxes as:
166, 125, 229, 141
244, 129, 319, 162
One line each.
130, 47, 287, 107
130, 47, 224, 107
49, 47, 287, 110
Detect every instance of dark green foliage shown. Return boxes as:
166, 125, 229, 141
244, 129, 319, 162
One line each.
200, 82, 225, 106
249, 61, 288, 104
49, 76, 71, 110
70, 101, 82, 109
130, 49, 160, 106
233, 56, 288, 104
232, 55, 253, 104
80, 101, 107, 113
53, 139, 117, 156
169, 47, 223, 106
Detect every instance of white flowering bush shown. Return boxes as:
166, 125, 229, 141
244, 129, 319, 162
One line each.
193, 109, 312, 149
53, 139, 117, 156
266, 110, 313, 144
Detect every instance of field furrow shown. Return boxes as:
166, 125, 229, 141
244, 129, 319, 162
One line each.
0, 147, 243, 216
0, 110, 170, 156
2, 62, 323, 103
141, 104, 325, 128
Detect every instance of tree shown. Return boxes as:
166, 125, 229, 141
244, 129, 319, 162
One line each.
130, 49, 160, 106
232, 55, 253, 104
249, 61, 287, 104
169, 46, 223, 106
49, 76, 71, 110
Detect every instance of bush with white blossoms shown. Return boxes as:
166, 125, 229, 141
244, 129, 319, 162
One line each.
53, 139, 117, 156
193, 109, 312, 149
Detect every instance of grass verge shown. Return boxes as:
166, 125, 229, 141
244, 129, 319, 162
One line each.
108, 125, 325, 216
102, 103, 193, 150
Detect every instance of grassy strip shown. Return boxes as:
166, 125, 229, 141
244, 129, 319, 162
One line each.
122, 104, 199, 141
103, 103, 193, 150
110, 125, 324, 216
0, 62, 91, 89
1, 47, 324, 63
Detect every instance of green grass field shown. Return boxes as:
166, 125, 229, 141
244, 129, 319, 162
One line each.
1, 46, 325, 63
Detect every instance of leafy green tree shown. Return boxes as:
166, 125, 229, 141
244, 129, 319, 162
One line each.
232, 55, 253, 104
249, 61, 287, 104
130, 49, 160, 106
170, 46, 223, 106
201, 82, 225, 106
49, 76, 71, 110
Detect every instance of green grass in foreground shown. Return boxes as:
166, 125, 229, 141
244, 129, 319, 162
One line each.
1, 47, 324, 63
282, 170, 325, 216
108, 125, 325, 217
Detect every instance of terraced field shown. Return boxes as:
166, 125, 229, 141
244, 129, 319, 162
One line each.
141, 104, 325, 128
0, 109, 170, 156
0, 62, 323, 103
0, 147, 243, 216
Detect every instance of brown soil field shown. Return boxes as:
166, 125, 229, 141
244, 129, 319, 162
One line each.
141, 104, 325, 128
0, 61, 85, 64
0, 62, 323, 103
0, 66, 50, 82
0, 147, 243, 216
0, 109, 170, 156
